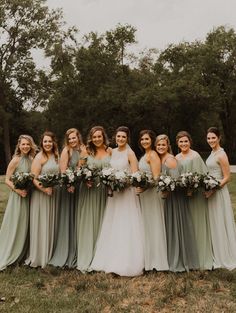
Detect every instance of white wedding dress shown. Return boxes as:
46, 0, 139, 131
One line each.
90, 147, 144, 276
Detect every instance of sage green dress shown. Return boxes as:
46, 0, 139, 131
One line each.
162, 160, 199, 272
139, 156, 169, 271
178, 153, 213, 270
76, 155, 110, 272
0, 156, 31, 271
25, 155, 59, 268
49, 150, 80, 268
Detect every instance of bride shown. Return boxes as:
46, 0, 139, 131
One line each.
90, 126, 144, 276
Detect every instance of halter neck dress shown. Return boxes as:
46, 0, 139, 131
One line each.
0, 156, 31, 270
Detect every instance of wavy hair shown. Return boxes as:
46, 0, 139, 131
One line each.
86, 126, 109, 156
138, 129, 156, 152
155, 134, 173, 154
14, 134, 37, 159
40, 131, 59, 162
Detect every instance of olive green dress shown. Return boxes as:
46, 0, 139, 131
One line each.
25, 156, 60, 268
178, 153, 213, 270
76, 155, 110, 272
49, 150, 80, 268
0, 156, 31, 271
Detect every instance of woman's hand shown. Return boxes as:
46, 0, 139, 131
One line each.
67, 186, 75, 193
15, 189, 28, 197
135, 187, 144, 194
43, 187, 53, 196
204, 189, 216, 199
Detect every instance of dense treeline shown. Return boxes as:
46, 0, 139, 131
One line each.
1, 0, 236, 173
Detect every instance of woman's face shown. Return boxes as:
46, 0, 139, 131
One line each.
43, 135, 53, 153
19, 138, 31, 155
207, 132, 220, 149
116, 131, 128, 148
177, 136, 191, 153
140, 133, 152, 150
92, 130, 104, 148
156, 139, 168, 155
68, 132, 79, 148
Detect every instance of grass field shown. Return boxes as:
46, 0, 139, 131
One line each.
0, 175, 236, 313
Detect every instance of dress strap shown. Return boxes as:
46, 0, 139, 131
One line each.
163, 155, 175, 166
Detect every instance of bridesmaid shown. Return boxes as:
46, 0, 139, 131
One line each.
90, 126, 144, 276
76, 126, 111, 272
25, 131, 60, 268
205, 127, 236, 270
137, 130, 168, 271
49, 128, 85, 268
0, 135, 36, 271
155, 134, 199, 272
175, 131, 213, 270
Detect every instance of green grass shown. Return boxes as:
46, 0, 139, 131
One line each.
0, 175, 236, 312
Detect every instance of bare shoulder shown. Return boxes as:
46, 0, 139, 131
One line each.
218, 149, 229, 162
175, 153, 181, 160
149, 150, 159, 161
165, 156, 177, 169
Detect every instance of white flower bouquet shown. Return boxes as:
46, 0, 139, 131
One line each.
129, 171, 155, 189
201, 173, 221, 191
10, 172, 34, 190
156, 174, 176, 198
99, 167, 130, 196
80, 164, 100, 187
176, 171, 202, 196
37, 173, 60, 188
60, 167, 82, 187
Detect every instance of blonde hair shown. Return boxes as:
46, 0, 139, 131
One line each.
14, 134, 37, 158
155, 134, 173, 154
64, 128, 83, 150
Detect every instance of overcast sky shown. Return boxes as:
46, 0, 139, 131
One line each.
47, 0, 236, 52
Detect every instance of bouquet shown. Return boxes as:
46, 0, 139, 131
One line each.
176, 171, 202, 196
37, 173, 60, 188
80, 164, 100, 187
10, 172, 34, 190
99, 167, 130, 196
201, 173, 221, 191
156, 174, 176, 199
60, 167, 82, 187
129, 171, 155, 189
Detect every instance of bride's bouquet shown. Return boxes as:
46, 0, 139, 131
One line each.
156, 174, 176, 199
60, 167, 82, 187
10, 172, 34, 190
176, 171, 202, 196
129, 171, 155, 189
37, 173, 60, 188
99, 167, 130, 196
201, 173, 221, 191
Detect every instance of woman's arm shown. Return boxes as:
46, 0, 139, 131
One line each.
31, 153, 52, 195
148, 151, 161, 180
128, 149, 138, 173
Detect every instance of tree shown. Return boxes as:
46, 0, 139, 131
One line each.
0, 0, 74, 165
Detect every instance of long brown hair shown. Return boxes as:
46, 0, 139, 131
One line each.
138, 129, 156, 152
40, 131, 59, 162
64, 128, 83, 151
87, 126, 109, 156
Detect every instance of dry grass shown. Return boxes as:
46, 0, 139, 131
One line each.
0, 175, 236, 312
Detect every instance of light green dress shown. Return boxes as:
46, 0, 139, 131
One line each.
25, 155, 60, 268
139, 156, 169, 271
76, 155, 110, 272
178, 153, 213, 270
49, 150, 80, 268
0, 156, 31, 271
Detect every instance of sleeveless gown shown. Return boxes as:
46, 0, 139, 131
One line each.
76, 155, 110, 272
90, 147, 144, 276
178, 154, 213, 270
139, 156, 168, 271
0, 156, 31, 271
25, 155, 60, 268
206, 148, 236, 270
49, 150, 80, 268
162, 161, 199, 272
